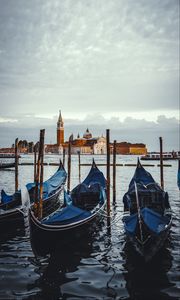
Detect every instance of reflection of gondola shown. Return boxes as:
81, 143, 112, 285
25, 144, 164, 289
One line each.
0, 226, 27, 243
27, 230, 96, 299
29, 160, 106, 257
122, 239, 174, 300
122, 159, 172, 262
0, 162, 67, 232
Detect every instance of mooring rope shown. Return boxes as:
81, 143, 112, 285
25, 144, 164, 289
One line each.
97, 206, 125, 227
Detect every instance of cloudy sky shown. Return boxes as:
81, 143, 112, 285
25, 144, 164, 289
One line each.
0, 0, 179, 150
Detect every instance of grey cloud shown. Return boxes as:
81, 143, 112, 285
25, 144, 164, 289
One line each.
0, 0, 179, 130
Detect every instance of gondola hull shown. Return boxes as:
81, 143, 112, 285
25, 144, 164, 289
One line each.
0, 208, 25, 232
0, 163, 67, 233
124, 210, 172, 262
37, 185, 65, 218
0, 185, 65, 233
29, 204, 105, 257
129, 226, 171, 262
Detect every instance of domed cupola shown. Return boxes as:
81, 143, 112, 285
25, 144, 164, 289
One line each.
83, 128, 92, 139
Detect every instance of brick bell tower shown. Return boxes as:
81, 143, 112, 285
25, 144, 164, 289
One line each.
57, 110, 64, 146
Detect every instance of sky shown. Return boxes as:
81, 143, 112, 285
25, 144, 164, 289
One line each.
0, 0, 179, 151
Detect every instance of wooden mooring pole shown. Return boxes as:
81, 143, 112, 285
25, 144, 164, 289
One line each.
34, 130, 44, 217
113, 140, 116, 204
159, 137, 164, 190
67, 136, 72, 193
34, 142, 38, 182
63, 148, 66, 167
106, 129, 111, 219
78, 151, 81, 183
38, 129, 45, 220
15, 138, 19, 192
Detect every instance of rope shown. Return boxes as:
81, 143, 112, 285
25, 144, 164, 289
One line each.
97, 207, 125, 227
98, 206, 124, 218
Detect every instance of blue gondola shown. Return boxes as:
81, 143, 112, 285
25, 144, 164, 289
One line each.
177, 159, 180, 190
29, 160, 107, 257
122, 159, 172, 262
0, 161, 67, 232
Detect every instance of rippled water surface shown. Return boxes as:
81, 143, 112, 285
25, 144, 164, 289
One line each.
0, 154, 179, 300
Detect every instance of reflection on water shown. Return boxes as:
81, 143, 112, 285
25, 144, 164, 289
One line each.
27, 220, 108, 299
122, 238, 180, 300
29, 236, 94, 299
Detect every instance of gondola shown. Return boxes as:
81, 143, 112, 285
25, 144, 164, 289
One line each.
0, 161, 67, 232
29, 160, 107, 257
122, 159, 172, 262
177, 159, 180, 190
0, 162, 15, 170
0, 187, 30, 233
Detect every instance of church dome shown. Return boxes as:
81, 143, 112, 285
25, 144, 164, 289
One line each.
83, 128, 92, 139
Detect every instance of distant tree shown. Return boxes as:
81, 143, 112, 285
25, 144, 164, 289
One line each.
34, 142, 39, 152
22, 140, 28, 148
28, 142, 34, 153
18, 140, 23, 148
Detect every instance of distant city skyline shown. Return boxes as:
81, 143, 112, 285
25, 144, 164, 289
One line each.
0, 1, 179, 150
0, 111, 179, 152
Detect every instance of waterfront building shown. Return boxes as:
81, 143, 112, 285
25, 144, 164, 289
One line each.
0, 110, 148, 155
115, 142, 147, 155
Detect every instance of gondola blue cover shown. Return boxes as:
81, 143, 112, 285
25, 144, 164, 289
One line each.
124, 208, 170, 236
83, 162, 106, 188
43, 205, 91, 225
128, 159, 155, 187
141, 207, 169, 234
124, 213, 138, 234
1, 163, 66, 204
1, 190, 19, 204
26, 167, 66, 199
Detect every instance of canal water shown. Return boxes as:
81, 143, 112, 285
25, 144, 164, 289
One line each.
0, 154, 179, 300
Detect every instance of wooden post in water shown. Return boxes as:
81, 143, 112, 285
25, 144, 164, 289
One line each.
78, 151, 81, 183
113, 140, 116, 204
67, 136, 72, 193
159, 136, 164, 190
33, 142, 38, 182
106, 129, 111, 217
38, 129, 45, 220
15, 138, 19, 192
34, 130, 44, 216
63, 148, 66, 167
